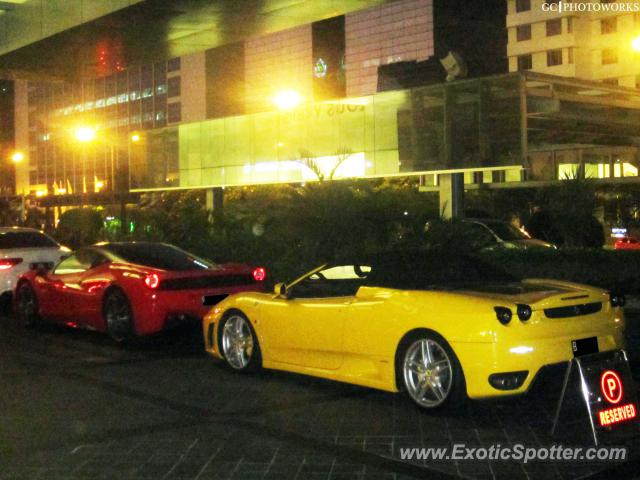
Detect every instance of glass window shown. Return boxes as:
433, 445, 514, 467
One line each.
568, 47, 574, 64
547, 49, 563, 66
601, 17, 617, 34
168, 102, 182, 123
168, 57, 181, 72
482, 221, 530, 241
0, 231, 59, 249
293, 264, 371, 298
567, 17, 573, 34
516, 0, 531, 12
546, 19, 562, 36
309, 265, 371, 280
168, 76, 181, 97
602, 48, 618, 65
516, 25, 531, 41
517, 54, 532, 71
54, 254, 86, 275
102, 243, 214, 271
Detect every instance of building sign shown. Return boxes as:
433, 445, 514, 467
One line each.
314, 58, 328, 78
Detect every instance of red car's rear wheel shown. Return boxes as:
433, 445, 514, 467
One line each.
103, 289, 134, 343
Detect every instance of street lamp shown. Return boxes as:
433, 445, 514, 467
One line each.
272, 89, 302, 110
75, 126, 97, 143
11, 151, 24, 163
632, 36, 640, 52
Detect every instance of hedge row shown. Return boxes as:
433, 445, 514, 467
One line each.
481, 248, 640, 294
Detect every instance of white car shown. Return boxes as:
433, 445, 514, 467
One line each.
0, 227, 69, 309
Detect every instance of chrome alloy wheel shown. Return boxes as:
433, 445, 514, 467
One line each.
403, 338, 453, 408
221, 315, 254, 370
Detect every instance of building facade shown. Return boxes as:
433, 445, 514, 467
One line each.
13, 0, 437, 197
507, 0, 640, 87
5, 0, 640, 204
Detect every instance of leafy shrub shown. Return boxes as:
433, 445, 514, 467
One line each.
56, 208, 104, 249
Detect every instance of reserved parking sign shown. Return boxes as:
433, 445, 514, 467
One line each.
576, 350, 639, 444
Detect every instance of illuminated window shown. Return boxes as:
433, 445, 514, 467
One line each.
516, 25, 531, 41
505, 169, 521, 182
517, 54, 532, 71
601, 17, 617, 34
558, 164, 580, 179
584, 163, 610, 179
546, 19, 562, 36
602, 48, 618, 65
614, 162, 639, 177
547, 49, 563, 66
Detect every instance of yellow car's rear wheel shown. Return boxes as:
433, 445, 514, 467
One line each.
399, 332, 465, 410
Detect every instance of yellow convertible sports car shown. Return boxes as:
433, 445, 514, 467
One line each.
203, 250, 626, 409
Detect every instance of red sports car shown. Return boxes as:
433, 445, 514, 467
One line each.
14, 242, 266, 342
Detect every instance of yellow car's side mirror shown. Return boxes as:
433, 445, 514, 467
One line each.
274, 282, 288, 298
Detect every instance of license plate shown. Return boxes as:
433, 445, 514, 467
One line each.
572, 337, 599, 357
203, 294, 228, 306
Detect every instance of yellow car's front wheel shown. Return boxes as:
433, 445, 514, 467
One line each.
399, 332, 466, 410
220, 312, 262, 372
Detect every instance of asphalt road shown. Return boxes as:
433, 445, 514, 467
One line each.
1, 312, 639, 480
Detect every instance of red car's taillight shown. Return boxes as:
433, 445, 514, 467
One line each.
144, 273, 160, 289
252, 267, 266, 282
0, 258, 23, 271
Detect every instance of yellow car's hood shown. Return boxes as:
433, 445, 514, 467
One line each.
441, 278, 606, 310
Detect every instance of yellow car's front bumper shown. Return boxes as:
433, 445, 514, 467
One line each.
454, 326, 625, 399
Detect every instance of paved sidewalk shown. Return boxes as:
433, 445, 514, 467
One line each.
0, 313, 638, 480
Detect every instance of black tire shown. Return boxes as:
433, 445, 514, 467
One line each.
396, 331, 466, 411
219, 311, 262, 372
15, 283, 41, 328
103, 289, 134, 343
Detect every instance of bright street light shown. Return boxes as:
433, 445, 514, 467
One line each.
632, 36, 640, 52
11, 151, 24, 163
272, 90, 302, 110
131, 133, 141, 143
75, 126, 97, 143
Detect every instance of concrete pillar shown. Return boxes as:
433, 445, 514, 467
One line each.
206, 187, 224, 224
439, 173, 464, 219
